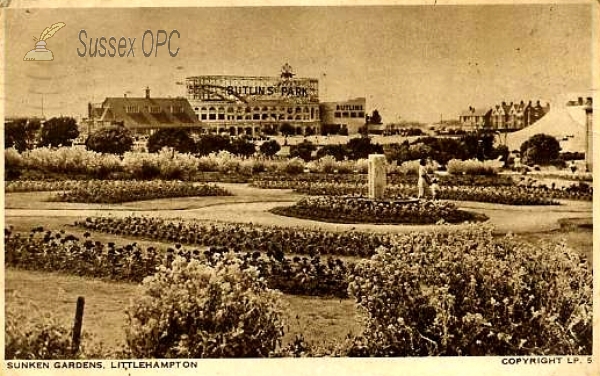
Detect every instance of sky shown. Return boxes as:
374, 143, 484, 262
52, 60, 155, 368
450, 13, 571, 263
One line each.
3, 3, 594, 123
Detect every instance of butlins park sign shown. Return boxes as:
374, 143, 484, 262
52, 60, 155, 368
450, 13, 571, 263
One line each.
186, 64, 319, 104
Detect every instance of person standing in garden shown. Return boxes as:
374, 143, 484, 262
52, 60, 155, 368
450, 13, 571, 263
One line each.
417, 158, 430, 199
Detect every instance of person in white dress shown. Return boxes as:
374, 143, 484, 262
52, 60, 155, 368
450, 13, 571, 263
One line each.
417, 158, 430, 199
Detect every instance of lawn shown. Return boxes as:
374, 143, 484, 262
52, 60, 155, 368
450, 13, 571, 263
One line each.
5, 269, 363, 352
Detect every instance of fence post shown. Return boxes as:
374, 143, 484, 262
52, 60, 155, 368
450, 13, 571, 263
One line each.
72, 296, 85, 356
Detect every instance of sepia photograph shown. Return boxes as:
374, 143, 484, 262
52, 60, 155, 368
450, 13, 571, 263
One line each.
1, 1, 597, 375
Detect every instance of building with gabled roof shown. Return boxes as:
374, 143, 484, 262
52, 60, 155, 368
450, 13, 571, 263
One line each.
85, 87, 200, 137
458, 107, 492, 131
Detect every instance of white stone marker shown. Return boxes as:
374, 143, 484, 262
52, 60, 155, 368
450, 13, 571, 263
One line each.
368, 154, 387, 200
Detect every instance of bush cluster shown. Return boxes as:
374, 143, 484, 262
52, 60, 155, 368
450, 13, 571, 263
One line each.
5, 306, 105, 359
446, 158, 501, 175
125, 255, 284, 358
348, 225, 592, 356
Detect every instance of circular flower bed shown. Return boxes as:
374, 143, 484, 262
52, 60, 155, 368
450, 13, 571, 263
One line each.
270, 196, 487, 225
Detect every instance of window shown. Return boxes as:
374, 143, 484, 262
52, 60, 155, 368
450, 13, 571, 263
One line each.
350, 112, 357, 118
358, 112, 364, 118
342, 112, 349, 117
218, 114, 225, 120
253, 114, 260, 120
334, 112, 341, 118
209, 114, 216, 120
125, 105, 138, 113
201, 114, 207, 120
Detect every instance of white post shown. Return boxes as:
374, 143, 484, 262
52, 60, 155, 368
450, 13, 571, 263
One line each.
368, 154, 386, 200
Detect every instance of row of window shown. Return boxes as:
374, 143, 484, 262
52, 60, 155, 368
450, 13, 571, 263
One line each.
334, 111, 364, 118
199, 113, 313, 121
124, 106, 184, 114
193, 106, 317, 114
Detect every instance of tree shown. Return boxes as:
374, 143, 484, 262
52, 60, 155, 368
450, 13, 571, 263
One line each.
316, 144, 348, 160
5, 118, 41, 152
347, 136, 383, 160
85, 125, 133, 155
259, 139, 281, 157
196, 134, 231, 155
460, 134, 495, 161
38, 117, 79, 147
279, 123, 295, 137
369, 110, 383, 125
229, 137, 256, 157
290, 140, 316, 161
147, 128, 195, 154
520, 133, 561, 165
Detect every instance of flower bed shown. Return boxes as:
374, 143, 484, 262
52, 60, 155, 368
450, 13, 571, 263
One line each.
252, 181, 562, 205
5, 227, 350, 298
270, 196, 486, 225
251, 173, 514, 187
6, 180, 85, 193
43, 181, 232, 204
75, 216, 392, 258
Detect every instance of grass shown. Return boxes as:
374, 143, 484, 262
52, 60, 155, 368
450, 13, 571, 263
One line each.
4, 268, 363, 352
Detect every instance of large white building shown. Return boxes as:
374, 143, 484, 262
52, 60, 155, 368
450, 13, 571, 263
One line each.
185, 64, 322, 136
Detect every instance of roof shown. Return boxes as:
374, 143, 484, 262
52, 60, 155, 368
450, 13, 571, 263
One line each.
506, 94, 589, 153
460, 108, 490, 117
98, 97, 199, 129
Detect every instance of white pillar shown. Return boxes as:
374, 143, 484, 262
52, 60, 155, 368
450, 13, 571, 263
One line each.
368, 154, 386, 200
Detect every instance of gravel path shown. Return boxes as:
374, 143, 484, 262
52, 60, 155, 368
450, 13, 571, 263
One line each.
5, 183, 592, 234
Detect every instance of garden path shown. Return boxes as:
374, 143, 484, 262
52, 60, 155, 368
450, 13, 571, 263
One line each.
5, 183, 592, 234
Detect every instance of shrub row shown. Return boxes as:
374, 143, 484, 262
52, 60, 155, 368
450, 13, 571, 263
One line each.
6, 146, 516, 183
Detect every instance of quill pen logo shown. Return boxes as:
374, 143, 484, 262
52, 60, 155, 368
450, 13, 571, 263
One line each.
23, 22, 66, 61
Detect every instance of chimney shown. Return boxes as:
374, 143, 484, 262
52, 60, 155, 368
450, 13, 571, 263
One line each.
124, 93, 127, 98
578, 97, 584, 105
88, 102, 93, 118
145, 86, 150, 99
586, 97, 593, 106
502, 101, 506, 106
